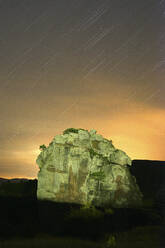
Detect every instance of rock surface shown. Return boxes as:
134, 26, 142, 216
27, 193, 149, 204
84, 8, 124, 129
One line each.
36, 128, 143, 208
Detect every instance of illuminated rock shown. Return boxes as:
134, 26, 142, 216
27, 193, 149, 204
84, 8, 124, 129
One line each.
36, 128, 143, 208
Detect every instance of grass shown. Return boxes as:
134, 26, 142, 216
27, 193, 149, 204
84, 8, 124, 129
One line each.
0, 235, 102, 248
114, 225, 161, 248
0, 225, 163, 248
0, 189, 164, 247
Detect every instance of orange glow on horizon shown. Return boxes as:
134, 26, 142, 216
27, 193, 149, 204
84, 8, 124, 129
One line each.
1, 104, 164, 179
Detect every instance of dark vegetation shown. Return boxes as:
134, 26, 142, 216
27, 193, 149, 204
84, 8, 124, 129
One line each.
0, 159, 165, 247
63, 127, 88, 135
39, 144, 47, 150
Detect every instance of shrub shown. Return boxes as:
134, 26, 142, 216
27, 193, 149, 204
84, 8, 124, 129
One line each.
63, 128, 88, 135
104, 208, 114, 215
39, 144, 47, 151
106, 235, 116, 248
63, 128, 79, 135
66, 205, 104, 221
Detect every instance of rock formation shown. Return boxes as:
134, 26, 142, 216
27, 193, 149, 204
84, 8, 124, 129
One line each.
36, 128, 143, 208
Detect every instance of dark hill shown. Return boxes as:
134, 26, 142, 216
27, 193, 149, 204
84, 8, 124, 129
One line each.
0, 178, 37, 198
131, 160, 165, 200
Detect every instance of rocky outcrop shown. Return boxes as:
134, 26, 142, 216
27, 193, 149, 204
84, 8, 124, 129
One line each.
36, 128, 143, 208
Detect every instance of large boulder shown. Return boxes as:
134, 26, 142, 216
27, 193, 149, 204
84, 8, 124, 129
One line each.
36, 128, 143, 208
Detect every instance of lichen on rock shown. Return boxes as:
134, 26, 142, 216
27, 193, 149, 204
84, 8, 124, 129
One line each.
36, 128, 143, 208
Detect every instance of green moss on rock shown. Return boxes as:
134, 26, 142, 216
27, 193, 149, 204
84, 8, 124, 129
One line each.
90, 171, 105, 181
88, 148, 98, 159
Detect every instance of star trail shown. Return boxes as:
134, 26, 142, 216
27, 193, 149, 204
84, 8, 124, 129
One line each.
0, 0, 164, 178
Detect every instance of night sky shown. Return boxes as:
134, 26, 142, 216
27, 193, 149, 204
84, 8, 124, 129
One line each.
0, 0, 164, 179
